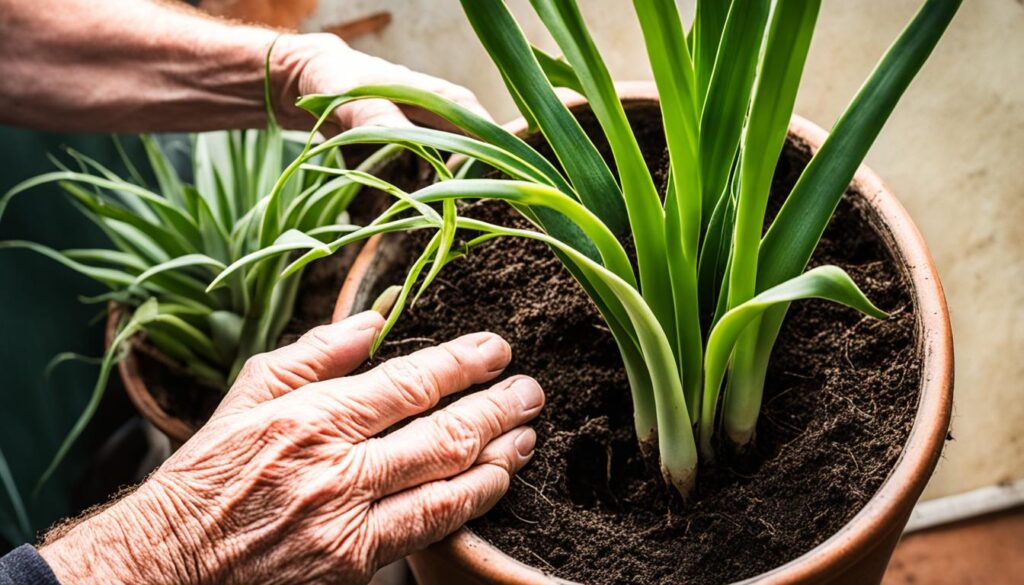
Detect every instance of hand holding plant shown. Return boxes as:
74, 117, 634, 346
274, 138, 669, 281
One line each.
39, 312, 542, 585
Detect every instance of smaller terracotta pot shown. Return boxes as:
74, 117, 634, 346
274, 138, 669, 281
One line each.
106, 302, 196, 444
332, 84, 954, 585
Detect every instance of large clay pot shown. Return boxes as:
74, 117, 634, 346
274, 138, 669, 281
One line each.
333, 83, 954, 585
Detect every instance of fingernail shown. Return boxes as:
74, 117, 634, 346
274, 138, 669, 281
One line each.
510, 377, 543, 412
347, 311, 384, 333
474, 334, 511, 371
514, 428, 536, 457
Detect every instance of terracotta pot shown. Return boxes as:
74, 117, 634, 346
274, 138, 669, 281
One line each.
332, 83, 954, 584
106, 303, 196, 444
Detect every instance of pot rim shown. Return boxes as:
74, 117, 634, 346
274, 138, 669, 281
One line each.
106, 302, 195, 444
334, 82, 954, 583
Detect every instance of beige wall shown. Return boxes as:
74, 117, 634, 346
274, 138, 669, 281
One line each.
303, 0, 1024, 499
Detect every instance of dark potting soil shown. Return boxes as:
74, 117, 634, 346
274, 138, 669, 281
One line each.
364, 106, 920, 584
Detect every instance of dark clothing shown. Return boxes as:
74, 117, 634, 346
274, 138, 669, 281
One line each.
0, 545, 60, 585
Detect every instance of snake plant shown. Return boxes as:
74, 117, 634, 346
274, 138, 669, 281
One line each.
251, 0, 960, 498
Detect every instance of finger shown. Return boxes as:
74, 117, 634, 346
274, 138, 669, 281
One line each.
307, 331, 511, 438
362, 376, 543, 496
410, 74, 494, 123
215, 311, 384, 415
369, 433, 533, 566
334, 98, 414, 130
371, 64, 492, 125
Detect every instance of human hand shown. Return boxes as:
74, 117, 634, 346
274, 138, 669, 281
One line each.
272, 33, 491, 132
40, 311, 543, 584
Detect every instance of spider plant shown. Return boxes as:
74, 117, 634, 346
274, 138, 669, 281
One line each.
251, 0, 956, 497
0, 55, 408, 490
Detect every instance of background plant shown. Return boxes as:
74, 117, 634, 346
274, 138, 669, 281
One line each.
256, 0, 960, 499
0, 65, 407, 490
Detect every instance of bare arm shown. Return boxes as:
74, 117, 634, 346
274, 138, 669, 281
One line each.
0, 0, 487, 133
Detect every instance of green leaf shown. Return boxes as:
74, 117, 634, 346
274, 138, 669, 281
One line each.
759, 0, 962, 292
634, 0, 705, 414
728, 0, 820, 308
61, 182, 192, 258
459, 0, 627, 233
721, 0, 821, 447
0, 240, 135, 288
416, 199, 458, 302
699, 266, 887, 457
692, 0, 732, 108
698, 0, 770, 227
140, 135, 185, 208
406, 179, 634, 285
298, 87, 574, 196
279, 217, 437, 279
36, 299, 160, 493
720, 0, 963, 449
131, 254, 226, 288
0, 446, 31, 542
372, 232, 442, 354
43, 352, 105, 382
208, 229, 330, 291
456, 216, 697, 497
531, 45, 584, 94
62, 146, 158, 222
1, 172, 201, 250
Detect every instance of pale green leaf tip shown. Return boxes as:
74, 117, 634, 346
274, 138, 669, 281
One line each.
371, 285, 402, 316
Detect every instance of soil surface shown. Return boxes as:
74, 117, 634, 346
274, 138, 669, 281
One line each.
365, 106, 921, 584
140, 105, 921, 584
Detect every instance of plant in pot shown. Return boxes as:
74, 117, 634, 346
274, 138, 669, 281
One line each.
241, 0, 957, 583
0, 77, 416, 489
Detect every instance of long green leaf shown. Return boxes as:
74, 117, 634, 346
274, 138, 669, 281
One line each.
531, 46, 584, 94
759, 0, 962, 291
692, 0, 731, 108
698, 0, 769, 226
36, 299, 160, 493
728, 0, 820, 309
699, 266, 887, 456
634, 0, 705, 415
0, 446, 31, 542
132, 254, 226, 288
455, 217, 696, 496
722, 0, 821, 448
459, 0, 627, 232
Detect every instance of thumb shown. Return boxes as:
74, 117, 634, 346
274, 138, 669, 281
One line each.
214, 311, 385, 417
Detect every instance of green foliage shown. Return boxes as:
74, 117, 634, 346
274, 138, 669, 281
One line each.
284, 0, 960, 498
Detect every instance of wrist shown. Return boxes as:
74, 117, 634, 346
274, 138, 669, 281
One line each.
39, 481, 216, 585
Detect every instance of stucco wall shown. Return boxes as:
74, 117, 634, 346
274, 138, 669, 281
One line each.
302, 0, 1024, 500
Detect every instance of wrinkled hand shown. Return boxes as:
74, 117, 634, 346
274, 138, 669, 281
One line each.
273, 33, 491, 131
40, 311, 543, 584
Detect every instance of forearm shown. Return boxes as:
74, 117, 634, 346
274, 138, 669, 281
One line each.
0, 0, 315, 132
38, 481, 218, 585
